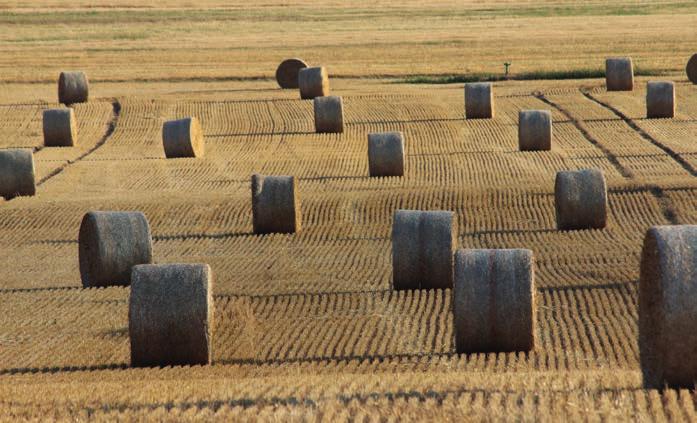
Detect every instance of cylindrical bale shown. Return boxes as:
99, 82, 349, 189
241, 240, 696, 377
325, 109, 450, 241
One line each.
162, 117, 205, 158
392, 210, 457, 290
554, 168, 607, 231
368, 131, 404, 177
276, 58, 308, 89
79, 211, 153, 287
605, 57, 634, 91
687, 54, 697, 85
58, 71, 89, 105
640, 225, 697, 389
298, 66, 329, 99
43, 108, 77, 147
129, 263, 213, 367
646, 81, 675, 119
518, 110, 552, 151
454, 249, 536, 353
251, 174, 301, 234
314, 95, 344, 133
0, 149, 35, 199
464, 82, 494, 119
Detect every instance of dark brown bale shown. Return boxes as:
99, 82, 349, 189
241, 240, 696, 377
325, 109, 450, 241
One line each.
454, 248, 535, 353
554, 168, 607, 230
640, 225, 697, 389
687, 54, 697, 84
368, 131, 404, 177
276, 58, 308, 89
313, 95, 344, 133
518, 110, 552, 151
298, 66, 329, 99
58, 71, 89, 105
162, 117, 205, 158
465, 82, 494, 119
79, 211, 153, 287
605, 57, 634, 91
0, 149, 35, 199
129, 263, 213, 367
43, 108, 77, 147
251, 174, 301, 234
392, 209, 457, 290
646, 81, 675, 119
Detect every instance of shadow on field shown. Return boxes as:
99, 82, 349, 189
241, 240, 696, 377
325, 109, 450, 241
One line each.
0, 363, 128, 376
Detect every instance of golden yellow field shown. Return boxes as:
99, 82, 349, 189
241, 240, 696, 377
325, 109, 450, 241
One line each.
2, 1, 697, 420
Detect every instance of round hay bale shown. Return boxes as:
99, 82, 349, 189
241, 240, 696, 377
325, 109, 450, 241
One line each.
0, 149, 35, 199
640, 225, 697, 389
276, 58, 308, 89
464, 82, 494, 119
554, 168, 607, 231
368, 131, 404, 177
646, 81, 675, 119
392, 209, 457, 290
313, 95, 344, 133
686, 54, 697, 84
162, 117, 205, 158
454, 248, 535, 353
518, 110, 552, 151
79, 211, 153, 287
298, 66, 329, 99
43, 108, 77, 147
58, 71, 89, 105
129, 263, 213, 367
251, 174, 301, 234
605, 57, 634, 91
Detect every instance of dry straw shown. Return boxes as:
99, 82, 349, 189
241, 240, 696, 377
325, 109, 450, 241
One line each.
79, 211, 153, 287
298, 66, 329, 99
251, 174, 301, 234
605, 58, 634, 91
129, 263, 214, 367
554, 168, 607, 230
313, 95, 344, 133
276, 58, 308, 89
392, 210, 457, 290
368, 132, 404, 177
162, 117, 205, 158
518, 110, 552, 151
0, 149, 35, 199
646, 81, 675, 119
58, 71, 89, 105
454, 249, 536, 353
640, 225, 697, 389
43, 108, 77, 147
465, 82, 494, 119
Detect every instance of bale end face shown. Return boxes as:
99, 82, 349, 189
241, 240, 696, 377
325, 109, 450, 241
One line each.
554, 168, 607, 231
368, 132, 405, 177
298, 66, 329, 99
58, 71, 89, 105
314, 96, 344, 133
518, 110, 552, 151
0, 149, 35, 199
465, 82, 494, 119
276, 58, 308, 89
43, 108, 77, 147
251, 174, 301, 234
646, 81, 675, 119
606, 58, 634, 91
392, 209, 457, 290
454, 248, 535, 353
162, 117, 205, 158
79, 211, 153, 287
687, 54, 697, 85
640, 225, 697, 389
129, 263, 214, 367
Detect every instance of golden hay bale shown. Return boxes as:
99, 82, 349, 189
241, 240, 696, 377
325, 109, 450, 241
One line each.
129, 263, 213, 367
58, 71, 89, 105
298, 66, 330, 99
392, 209, 457, 290
646, 81, 675, 119
162, 117, 205, 158
276, 58, 308, 89
43, 108, 77, 147
79, 211, 153, 287
687, 54, 697, 84
605, 57, 634, 91
454, 248, 535, 353
518, 110, 552, 151
554, 168, 607, 231
251, 174, 301, 234
368, 131, 404, 177
0, 149, 35, 199
464, 82, 494, 119
313, 95, 344, 133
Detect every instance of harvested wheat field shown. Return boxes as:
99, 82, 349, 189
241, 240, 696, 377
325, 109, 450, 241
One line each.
2, 0, 697, 420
